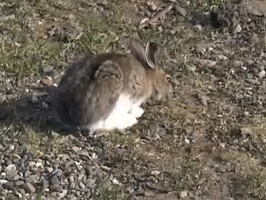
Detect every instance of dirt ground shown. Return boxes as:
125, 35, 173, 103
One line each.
0, 0, 266, 199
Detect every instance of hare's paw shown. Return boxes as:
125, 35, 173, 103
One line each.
116, 113, 137, 130
129, 106, 144, 118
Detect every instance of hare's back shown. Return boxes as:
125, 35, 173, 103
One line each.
56, 53, 126, 127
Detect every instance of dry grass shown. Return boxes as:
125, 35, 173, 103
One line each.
221, 151, 266, 198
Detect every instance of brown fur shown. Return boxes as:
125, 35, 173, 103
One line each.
55, 39, 172, 130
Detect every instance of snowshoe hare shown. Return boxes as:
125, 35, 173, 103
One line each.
56, 38, 173, 133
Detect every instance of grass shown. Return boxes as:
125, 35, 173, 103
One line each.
1, 0, 266, 199
221, 151, 266, 198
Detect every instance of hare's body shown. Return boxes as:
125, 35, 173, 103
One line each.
56, 39, 172, 133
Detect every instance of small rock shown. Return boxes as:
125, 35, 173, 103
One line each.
50, 176, 61, 187
35, 162, 43, 168
241, 127, 252, 135
218, 55, 228, 60
5, 164, 17, 179
196, 58, 216, 67
0, 179, 8, 184
199, 94, 209, 106
25, 174, 39, 183
72, 146, 81, 153
179, 190, 188, 198
69, 176, 75, 183
86, 179, 96, 189
3, 181, 14, 190
233, 60, 244, 67
244, 111, 249, 116
8, 145, 15, 152
23, 182, 36, 193
1, 172, 7, 179
233, 24, 242, 34
58, 189, 68, 199
50, 185, 62, 192
28, 161, 36, 168
151, 170, 160, 176
184, 138, 190, 144
15, 180, 25, 187
147, 1, 157, 11
175, 5, 187, 16
79, 181, 86, 189
193, 24, 203, 32
170, 29, 176, 35
41, 77, 53, 86
220, 143, 226, 148
42, 136, 49, 143
56, 169, 63, 177
112, 178, 122, 186
258, 70, 265, 79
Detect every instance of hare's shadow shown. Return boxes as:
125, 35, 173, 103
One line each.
0, 85, 72, 135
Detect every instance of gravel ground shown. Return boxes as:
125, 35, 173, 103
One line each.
0, 0, 266, 199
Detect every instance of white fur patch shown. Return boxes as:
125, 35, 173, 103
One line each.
89, 93, 145, 132
129, 105, 144, 118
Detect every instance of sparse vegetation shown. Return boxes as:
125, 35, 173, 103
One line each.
0, 0, 266, 199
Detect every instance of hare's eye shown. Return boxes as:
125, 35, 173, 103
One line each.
166, 76, 171, 83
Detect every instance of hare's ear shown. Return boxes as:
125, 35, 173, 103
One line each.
144, 42, 157, 69
128, 38, 157, 69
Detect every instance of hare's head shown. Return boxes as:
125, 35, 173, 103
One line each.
128, 38, 173, 101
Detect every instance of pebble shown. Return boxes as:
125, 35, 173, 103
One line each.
35, 162, 43, 168
50, 176, 61, 187
41, 77, 53, 86
147, 1, 157, 11
58, 189, 68, 199
3, 181, 14, 190
175, 5, 187, 16
196, 58, 217, 67
79, 181, 86, 189
199, 94, 209, 106
86, 179, 96, 189
258, 70, 265, 79
23, 182, 36, 193
194, 24, 203, 32
56, 169, 63, 177
185, 138, 190, 144
234, 24, 242, 33
0, 172, 7, 179
72, 146, 81, 153
5, 164, 17, 179
0, 179, 8, 184
179, 190, 188, 198
151, 170, 160, 176
5, 164, 16, 172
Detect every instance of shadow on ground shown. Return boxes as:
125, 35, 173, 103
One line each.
0, 85, 65, 134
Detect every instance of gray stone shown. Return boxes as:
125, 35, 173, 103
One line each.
179, 190, 188, 198
15, 180, 25, 187
56, 169, 63, 177
50, 176, 61, 187
23, 182, 36, 193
